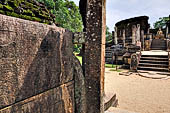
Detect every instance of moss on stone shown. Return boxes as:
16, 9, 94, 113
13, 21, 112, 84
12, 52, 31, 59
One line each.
8, 0, 19, 8
0, 4, 3, 9
19, 14, 32, 20
23, 9, 35, 16
0, 0, 55, 25
31, 17, 41, 22
3, 5, 14, 11
0, 10, 5, 14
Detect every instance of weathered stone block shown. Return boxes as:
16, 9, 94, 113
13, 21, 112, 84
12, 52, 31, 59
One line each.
0, 14, 74, 113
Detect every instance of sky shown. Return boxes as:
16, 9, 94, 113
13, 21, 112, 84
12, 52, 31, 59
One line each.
72, 0, 170, 31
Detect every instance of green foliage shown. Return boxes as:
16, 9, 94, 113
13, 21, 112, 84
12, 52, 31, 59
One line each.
73, 44, 82, 53
105, 64, 116, 68
106, 26, 112, 43
154, 17, 170, 29
36, 0, 83, 32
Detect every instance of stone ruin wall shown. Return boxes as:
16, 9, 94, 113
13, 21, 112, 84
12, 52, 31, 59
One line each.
115, 16, 149, 38
0, 14, 83, 113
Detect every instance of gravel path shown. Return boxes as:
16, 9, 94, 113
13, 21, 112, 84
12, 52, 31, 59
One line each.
105, 68, 170, 113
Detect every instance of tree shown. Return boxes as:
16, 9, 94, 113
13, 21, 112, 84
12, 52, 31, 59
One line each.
106, 26, 112, 43
36, 0, 83, 32
154, 17, 170, 29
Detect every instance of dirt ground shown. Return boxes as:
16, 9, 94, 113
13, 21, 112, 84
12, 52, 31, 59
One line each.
104, 68, 170, 113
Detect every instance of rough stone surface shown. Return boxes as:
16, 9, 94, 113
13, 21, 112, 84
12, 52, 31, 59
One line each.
0, 82, 74, 113
73, 55, 86, 113
0, 14, 74, 113
84, 0, 106, 113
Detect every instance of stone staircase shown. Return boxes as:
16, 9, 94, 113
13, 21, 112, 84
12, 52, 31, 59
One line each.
137, 51, 169, 72
151, 39, 167, 50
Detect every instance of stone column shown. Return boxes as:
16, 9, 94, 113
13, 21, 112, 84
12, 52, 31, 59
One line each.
166, 26, 169, 38
84, 0, 106, 113
132, 25, 137, 45
112, 31, 115, 44
136, 24, 140, 41
123, 29, 126, 47
141, 30, 145, 51
114, 27, 118, 45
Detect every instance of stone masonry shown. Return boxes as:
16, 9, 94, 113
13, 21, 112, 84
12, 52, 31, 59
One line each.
0, 14, 75, 113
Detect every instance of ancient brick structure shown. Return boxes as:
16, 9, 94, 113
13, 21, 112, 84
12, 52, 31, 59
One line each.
115, 16, 149, 47
0, 14, 75, 113
105, 16, 150, 66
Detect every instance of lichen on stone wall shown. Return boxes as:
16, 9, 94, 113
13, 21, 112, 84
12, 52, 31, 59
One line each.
0, 0, 55, 25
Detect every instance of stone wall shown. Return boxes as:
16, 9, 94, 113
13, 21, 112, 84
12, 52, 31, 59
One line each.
0, 14, 76, 113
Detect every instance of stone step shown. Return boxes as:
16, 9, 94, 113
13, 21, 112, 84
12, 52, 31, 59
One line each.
141, 55, 168, 57
139, 63, 168, 67
139, 60, 168, 64
104, 94, 118, 111
138, 66, 169, 72
151, 48, 167, 50
105, 107, 138, 113
138, 70, 170, 75
140, 57, 168, 61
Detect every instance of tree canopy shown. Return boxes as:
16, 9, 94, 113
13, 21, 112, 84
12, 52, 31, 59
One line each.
154, 16, 169, 29
36, 0, 83, 32
106, 26, 112, 43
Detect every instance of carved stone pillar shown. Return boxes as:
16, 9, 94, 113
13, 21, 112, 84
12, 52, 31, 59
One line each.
84, 0, 106, 113
114, 27, 118, 45
123, 29, 125, 47
141, 30, 145, 51
132, 25, 137, 45
136, 24, 140, 41
166, 26, 169, 38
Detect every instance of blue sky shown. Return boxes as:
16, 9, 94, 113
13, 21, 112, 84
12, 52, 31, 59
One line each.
72, 0, 170, 31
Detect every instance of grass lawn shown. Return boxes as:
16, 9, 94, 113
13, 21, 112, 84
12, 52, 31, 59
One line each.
74, 52, 121, 72
105, 64, 116, 68
105, 64, 122, 72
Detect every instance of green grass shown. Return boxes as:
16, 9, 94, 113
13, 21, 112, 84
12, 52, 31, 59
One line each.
109, 68, 122, 72
105, 64, 116, 68
74, 52, 82, 65
76, 55, 82, 65
105, 64, 122, 72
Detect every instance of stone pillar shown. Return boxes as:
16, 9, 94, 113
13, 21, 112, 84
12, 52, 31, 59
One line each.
141, 30, 145, 51
114, 27, 118, 45
84, 0, 106, 113
136, 24, 140, 41
132, 25, 137, 45
123, 29, 126, 47
112, 31, 115, 44
166, 26, 169, 38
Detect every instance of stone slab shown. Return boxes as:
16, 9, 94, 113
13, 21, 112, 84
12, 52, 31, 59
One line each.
0, 14, 74, 111
0, 81, 74, 113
